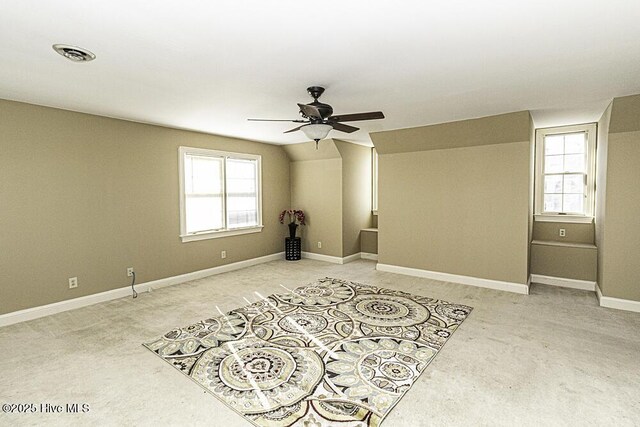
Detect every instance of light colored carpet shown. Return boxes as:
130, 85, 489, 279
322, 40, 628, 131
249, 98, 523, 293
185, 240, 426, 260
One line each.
0, 259, 639, 426
143, 278, 472, 426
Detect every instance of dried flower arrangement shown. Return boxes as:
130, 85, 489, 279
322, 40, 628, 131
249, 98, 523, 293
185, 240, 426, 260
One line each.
279, 209, 306, 225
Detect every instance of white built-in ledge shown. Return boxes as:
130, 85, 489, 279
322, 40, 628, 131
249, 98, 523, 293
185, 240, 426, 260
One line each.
361, 228, 378, 232
530, 240, 597, 249
534, 215, 594, 224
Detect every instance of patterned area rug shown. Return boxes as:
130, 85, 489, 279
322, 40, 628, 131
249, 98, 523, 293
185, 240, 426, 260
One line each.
144, 278, 472, 426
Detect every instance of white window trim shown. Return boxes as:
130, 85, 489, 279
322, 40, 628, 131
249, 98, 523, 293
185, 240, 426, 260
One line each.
534, 123, 596, 222
178, 146, 263, 243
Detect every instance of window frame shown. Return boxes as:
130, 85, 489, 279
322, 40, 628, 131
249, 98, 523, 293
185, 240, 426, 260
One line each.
178, 146, 263, 242
534, 123, 596, 223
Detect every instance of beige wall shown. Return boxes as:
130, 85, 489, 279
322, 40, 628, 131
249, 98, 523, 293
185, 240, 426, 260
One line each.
373, 110, 531, 285
372, 111, 532, 154
530, 244, 597, 281
286, 139, 372, 259
334, 140, 372, 257
532, 222, 595, 244
601, 132, 640, 299
599, 94, 640, 300
596, 94, 640, 301
595, 102, 612, 291
286, 141, 343, 257
361, 230, 378, 254
0, 99, 290, 314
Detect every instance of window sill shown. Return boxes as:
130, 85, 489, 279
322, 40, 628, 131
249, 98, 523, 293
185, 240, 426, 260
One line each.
180, 225, 263, 243
372, 210, 378, 216
534, 215, 594, 224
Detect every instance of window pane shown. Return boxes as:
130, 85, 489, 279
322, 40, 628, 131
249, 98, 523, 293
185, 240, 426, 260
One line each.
544, 194, 562, 212
226, 158, 258, 229
564, 174, 584, 194
545, 135, 564, 155
544, 155, 563, 173
544, 175, 563, 193
564, 154, 585, 173
185, 155, 223, 194
563, 194, 584, 214
186, 195, 223, 233
564, 133, 586, 154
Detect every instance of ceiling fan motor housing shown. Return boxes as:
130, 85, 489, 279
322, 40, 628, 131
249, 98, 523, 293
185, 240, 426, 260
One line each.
301, 101, 333, 121
302, 86, 334, 120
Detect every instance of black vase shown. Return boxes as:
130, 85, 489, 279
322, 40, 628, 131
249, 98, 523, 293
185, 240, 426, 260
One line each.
288, 222, 298, 239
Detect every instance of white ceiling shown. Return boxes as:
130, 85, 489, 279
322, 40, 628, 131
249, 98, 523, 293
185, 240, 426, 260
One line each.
1, 1, 639, 146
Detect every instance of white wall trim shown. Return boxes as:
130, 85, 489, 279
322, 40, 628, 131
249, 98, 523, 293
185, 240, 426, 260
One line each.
361, 252, 379, 261
596, 284, 640, 313
301, 251, 344, 264
0, 252, 284, 328
301, 251, 378, 264
376, 263, 529, 295
530, 274, 596, 291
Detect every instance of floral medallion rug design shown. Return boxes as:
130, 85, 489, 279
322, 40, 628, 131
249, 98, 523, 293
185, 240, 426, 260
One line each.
143, 278, 472, 426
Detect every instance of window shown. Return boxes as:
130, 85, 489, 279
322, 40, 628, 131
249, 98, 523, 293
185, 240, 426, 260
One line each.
179, 147, 262, 242
372, 147, 378, 214
534, 124, 596, 222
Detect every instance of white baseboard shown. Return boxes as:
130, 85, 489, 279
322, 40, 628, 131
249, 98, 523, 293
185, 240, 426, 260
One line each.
301, 251, 377, 264
376, 263, 529, 295
530, 274, 596, 291
301, 251, 344, 264
0, 252, 284, 328
596, 285, 640, 313
361, 252, 379, 261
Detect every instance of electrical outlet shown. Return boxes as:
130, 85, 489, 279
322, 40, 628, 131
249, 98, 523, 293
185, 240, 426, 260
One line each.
221, 250, 227, 259
127, 267, 134, 277
317, 241, 322, 249
68, 277, 78, 289
559, 228, 566, 237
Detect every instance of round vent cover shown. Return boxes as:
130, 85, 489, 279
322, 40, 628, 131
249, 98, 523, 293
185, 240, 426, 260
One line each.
52, 44, 96, 62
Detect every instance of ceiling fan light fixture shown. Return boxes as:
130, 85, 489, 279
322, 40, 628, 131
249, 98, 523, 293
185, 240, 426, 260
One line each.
301, 123, 332, 142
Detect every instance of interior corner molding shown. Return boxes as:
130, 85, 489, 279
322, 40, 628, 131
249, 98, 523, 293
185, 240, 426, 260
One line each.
596, 285, 640, 313
376, 263, 529, 295
530, 274, 596, 292
0, 252, 285, 328
360, 252, 379, 261
342, 253, 363, 264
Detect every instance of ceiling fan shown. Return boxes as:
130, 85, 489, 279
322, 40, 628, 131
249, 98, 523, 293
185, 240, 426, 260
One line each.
248, 86, 385, 148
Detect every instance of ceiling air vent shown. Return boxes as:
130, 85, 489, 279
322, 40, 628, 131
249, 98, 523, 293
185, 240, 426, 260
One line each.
52, 44, 96, 62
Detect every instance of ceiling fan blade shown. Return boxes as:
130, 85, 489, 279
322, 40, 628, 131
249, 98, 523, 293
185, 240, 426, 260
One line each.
329, 111, 385, 122
330, 122, 359, 133
284, 125, 305, 134
247, 118, 307, 122
297, 103, 323, 119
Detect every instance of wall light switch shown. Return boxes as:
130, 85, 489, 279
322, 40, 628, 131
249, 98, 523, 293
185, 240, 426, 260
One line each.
559, 228, 566, 237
